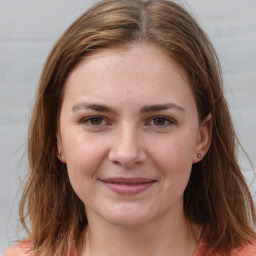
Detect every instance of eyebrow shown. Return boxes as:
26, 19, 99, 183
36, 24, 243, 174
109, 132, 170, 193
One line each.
71, 102, 185, 113
140, 103, 185, 113
72, 103, 117, 113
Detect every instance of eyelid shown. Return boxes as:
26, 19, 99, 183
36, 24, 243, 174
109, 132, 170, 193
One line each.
79, 115, 111, 127
146, 115, 177, 127
78, 115, 176, 129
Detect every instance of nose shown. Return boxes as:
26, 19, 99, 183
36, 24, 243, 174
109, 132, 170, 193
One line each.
108, 125, 147, 168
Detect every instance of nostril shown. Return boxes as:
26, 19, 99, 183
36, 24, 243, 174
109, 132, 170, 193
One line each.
111, 159, 122, 166
108, 129, 147, 167
108, 147, 147, 168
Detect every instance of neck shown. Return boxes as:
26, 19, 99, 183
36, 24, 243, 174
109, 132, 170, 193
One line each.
78, 209, 202, 256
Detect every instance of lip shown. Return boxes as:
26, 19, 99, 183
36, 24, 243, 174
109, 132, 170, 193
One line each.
100, 177, 156, 195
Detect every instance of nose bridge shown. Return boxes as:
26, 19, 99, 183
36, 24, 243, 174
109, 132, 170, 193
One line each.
109, 123, 146, 167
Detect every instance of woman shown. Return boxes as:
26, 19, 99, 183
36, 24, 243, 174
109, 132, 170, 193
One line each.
4, 0, 256, 255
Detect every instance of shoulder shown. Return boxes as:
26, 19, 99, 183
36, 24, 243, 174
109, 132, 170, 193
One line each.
230, 240, 256, 256
194, 227, 256, 256
3, 240, 34, 256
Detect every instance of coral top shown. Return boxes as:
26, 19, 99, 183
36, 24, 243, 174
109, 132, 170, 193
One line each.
4, 230, 256, 256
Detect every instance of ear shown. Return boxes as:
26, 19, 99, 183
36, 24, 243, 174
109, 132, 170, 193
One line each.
56, 131, 66, 163
193, 113, 212, 163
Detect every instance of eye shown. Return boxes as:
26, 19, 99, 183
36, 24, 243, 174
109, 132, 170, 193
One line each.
88, 116, 104, 125
148, 116, 176, 127
152, 117, 167, 126
80, 116, 109, 127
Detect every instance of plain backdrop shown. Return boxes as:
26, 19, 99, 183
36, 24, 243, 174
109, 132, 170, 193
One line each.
0, 0, 255, 254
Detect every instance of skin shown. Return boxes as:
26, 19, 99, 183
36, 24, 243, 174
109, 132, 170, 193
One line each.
57, 43, 212, 256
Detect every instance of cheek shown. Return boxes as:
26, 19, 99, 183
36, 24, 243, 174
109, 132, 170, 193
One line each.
151, 132, 197, 167
155, 146, 193, 183
62, 134, 108, 202
63, 133, 106, 180
149, 133, 197, 188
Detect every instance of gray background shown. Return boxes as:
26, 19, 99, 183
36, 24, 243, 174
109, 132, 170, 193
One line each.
0, 0, 255, 254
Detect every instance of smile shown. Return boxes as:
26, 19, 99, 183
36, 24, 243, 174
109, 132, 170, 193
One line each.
100, 177, 156, 195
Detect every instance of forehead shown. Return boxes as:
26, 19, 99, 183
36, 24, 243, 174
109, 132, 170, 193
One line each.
66, 43, 189, 88
62, 44, 195, 110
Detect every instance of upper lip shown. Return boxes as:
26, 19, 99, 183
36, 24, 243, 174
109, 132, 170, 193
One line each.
100, 177, 155, 184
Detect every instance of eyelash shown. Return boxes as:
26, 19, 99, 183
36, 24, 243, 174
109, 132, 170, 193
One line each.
80, 116, 108, 127
79, 115, 176, 128
147, 116, 176, 127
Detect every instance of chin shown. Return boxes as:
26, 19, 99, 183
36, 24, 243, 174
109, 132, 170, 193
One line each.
106, 214, 150, 228
98, 204, 153, 228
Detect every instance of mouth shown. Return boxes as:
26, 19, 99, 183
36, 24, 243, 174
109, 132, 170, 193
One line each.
99, 177, 156, 195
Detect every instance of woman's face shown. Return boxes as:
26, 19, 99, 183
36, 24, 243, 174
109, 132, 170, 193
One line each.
57, 44, 211, 227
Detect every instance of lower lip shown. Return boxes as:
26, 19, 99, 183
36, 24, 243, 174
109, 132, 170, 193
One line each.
102, 181, 155, 195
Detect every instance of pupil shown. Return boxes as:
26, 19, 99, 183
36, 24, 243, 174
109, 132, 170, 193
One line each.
91, 118, 102, 125
154, 118, 165, 125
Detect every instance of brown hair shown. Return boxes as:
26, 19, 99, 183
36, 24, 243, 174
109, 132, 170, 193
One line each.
19, 0, 256, 255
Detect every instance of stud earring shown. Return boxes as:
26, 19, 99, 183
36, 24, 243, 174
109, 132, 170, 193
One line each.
197, 153, 201, 158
